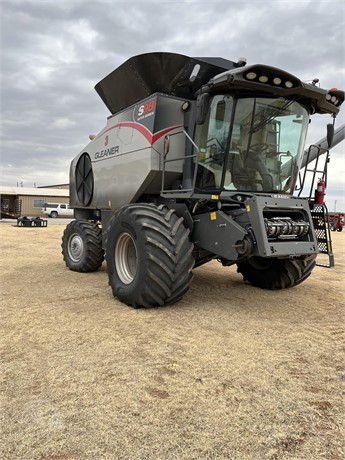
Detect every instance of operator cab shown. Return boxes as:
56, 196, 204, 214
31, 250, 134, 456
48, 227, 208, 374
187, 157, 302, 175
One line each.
194, 94, 309, 194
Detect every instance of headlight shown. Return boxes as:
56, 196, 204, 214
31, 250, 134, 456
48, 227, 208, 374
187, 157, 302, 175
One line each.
246, 72, 257, 80
259, 75, 269, 83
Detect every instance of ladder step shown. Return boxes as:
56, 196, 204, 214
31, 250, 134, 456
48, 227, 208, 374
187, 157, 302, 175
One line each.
311, 204, 334, 268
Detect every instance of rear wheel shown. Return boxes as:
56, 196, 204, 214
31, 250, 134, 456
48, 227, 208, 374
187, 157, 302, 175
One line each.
236, 254, 316, 290
336, 226, 343, 232
62, 220, 104, 272
105, 203, 194, 307
50, 211, 58, 218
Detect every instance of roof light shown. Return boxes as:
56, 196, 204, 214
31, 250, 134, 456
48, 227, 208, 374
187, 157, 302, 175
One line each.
181, 101, 190, 111
237, 57, 247, 67
259, 75, 269, 83
285, 81, 293, 88
273, 77, 282, 85
246, 72, 257, 80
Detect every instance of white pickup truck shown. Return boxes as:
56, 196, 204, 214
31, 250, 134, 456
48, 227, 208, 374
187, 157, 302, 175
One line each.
42, 203, 73, 218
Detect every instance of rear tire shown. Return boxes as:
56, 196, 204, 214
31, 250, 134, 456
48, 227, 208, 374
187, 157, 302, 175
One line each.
236, 254, 316, 290
50, 211, 58, 218
336, 226, 343, 232
105, 203, 194, 308
62, 220, 104, 272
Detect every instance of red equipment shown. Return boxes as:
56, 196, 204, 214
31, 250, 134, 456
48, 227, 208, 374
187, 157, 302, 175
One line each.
328, 212, 344, 232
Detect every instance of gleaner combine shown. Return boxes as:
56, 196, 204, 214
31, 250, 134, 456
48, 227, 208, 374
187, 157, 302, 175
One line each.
61, 52, 344, 307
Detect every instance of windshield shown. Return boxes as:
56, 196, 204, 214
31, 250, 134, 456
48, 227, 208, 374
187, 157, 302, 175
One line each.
194, 96, 309, 193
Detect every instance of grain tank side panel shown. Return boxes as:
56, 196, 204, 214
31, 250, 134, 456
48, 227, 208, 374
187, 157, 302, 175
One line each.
70, 94, 187, 210
93, 147, 157, 209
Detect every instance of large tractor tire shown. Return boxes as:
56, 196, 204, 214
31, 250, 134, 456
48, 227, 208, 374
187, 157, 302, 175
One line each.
62, 220, 104, 272
236, 254, 316, 290
105, 203, 194, 308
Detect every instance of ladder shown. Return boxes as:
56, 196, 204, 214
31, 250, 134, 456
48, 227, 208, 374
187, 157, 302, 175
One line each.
310, 204, 334, 268
296, 144, 334, 268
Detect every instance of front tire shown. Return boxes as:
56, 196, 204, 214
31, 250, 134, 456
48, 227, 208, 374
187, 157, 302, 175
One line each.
105, 203, 194, 308
62, 220, 104, 272
236, 254, 316, 290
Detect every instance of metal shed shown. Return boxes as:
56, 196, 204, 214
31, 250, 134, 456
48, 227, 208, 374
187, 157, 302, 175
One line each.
0, 185, 69, 218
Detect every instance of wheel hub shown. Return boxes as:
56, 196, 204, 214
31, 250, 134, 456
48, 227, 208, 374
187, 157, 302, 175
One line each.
68, 234, 84, 262
115, 233, 138, 284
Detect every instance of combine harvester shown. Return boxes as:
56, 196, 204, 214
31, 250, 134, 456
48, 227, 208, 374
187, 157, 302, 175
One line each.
61, 52, 344, 307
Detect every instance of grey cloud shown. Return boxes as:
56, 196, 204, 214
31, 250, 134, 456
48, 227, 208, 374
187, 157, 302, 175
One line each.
1, 0, 344, 205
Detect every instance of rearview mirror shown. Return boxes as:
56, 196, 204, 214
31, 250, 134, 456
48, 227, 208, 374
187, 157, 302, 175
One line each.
196, 93, 210, 125
327, 123, 334, 148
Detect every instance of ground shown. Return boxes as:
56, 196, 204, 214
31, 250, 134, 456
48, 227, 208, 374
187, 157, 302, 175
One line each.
1, 223, 344, 460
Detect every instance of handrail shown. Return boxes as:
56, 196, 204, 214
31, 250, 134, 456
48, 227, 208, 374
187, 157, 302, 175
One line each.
161, 129, 200, 197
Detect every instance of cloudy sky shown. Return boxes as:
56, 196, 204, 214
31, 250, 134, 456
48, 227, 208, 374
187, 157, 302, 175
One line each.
1, 0, 344, 210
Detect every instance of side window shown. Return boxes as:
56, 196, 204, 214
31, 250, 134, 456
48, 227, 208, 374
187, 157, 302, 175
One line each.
60, 204, 66, 209
33, 199, 45, 208
195, 95, 233, 154
194, 95, 233, 189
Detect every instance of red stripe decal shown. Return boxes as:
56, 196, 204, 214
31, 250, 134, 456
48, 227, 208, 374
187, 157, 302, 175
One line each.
97, 122, 183, 145
152, 125, 183, 144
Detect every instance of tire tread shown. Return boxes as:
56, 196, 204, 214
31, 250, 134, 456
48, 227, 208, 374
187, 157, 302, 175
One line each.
62, 220, 104, 272
106, 203, 194, 307
237, 255, 316, 290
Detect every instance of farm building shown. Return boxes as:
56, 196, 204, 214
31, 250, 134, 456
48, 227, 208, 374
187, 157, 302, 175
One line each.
0, 185, 69, 218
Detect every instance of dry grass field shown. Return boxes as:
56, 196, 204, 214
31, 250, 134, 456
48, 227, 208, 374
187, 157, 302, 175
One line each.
1, 223, 344, 460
